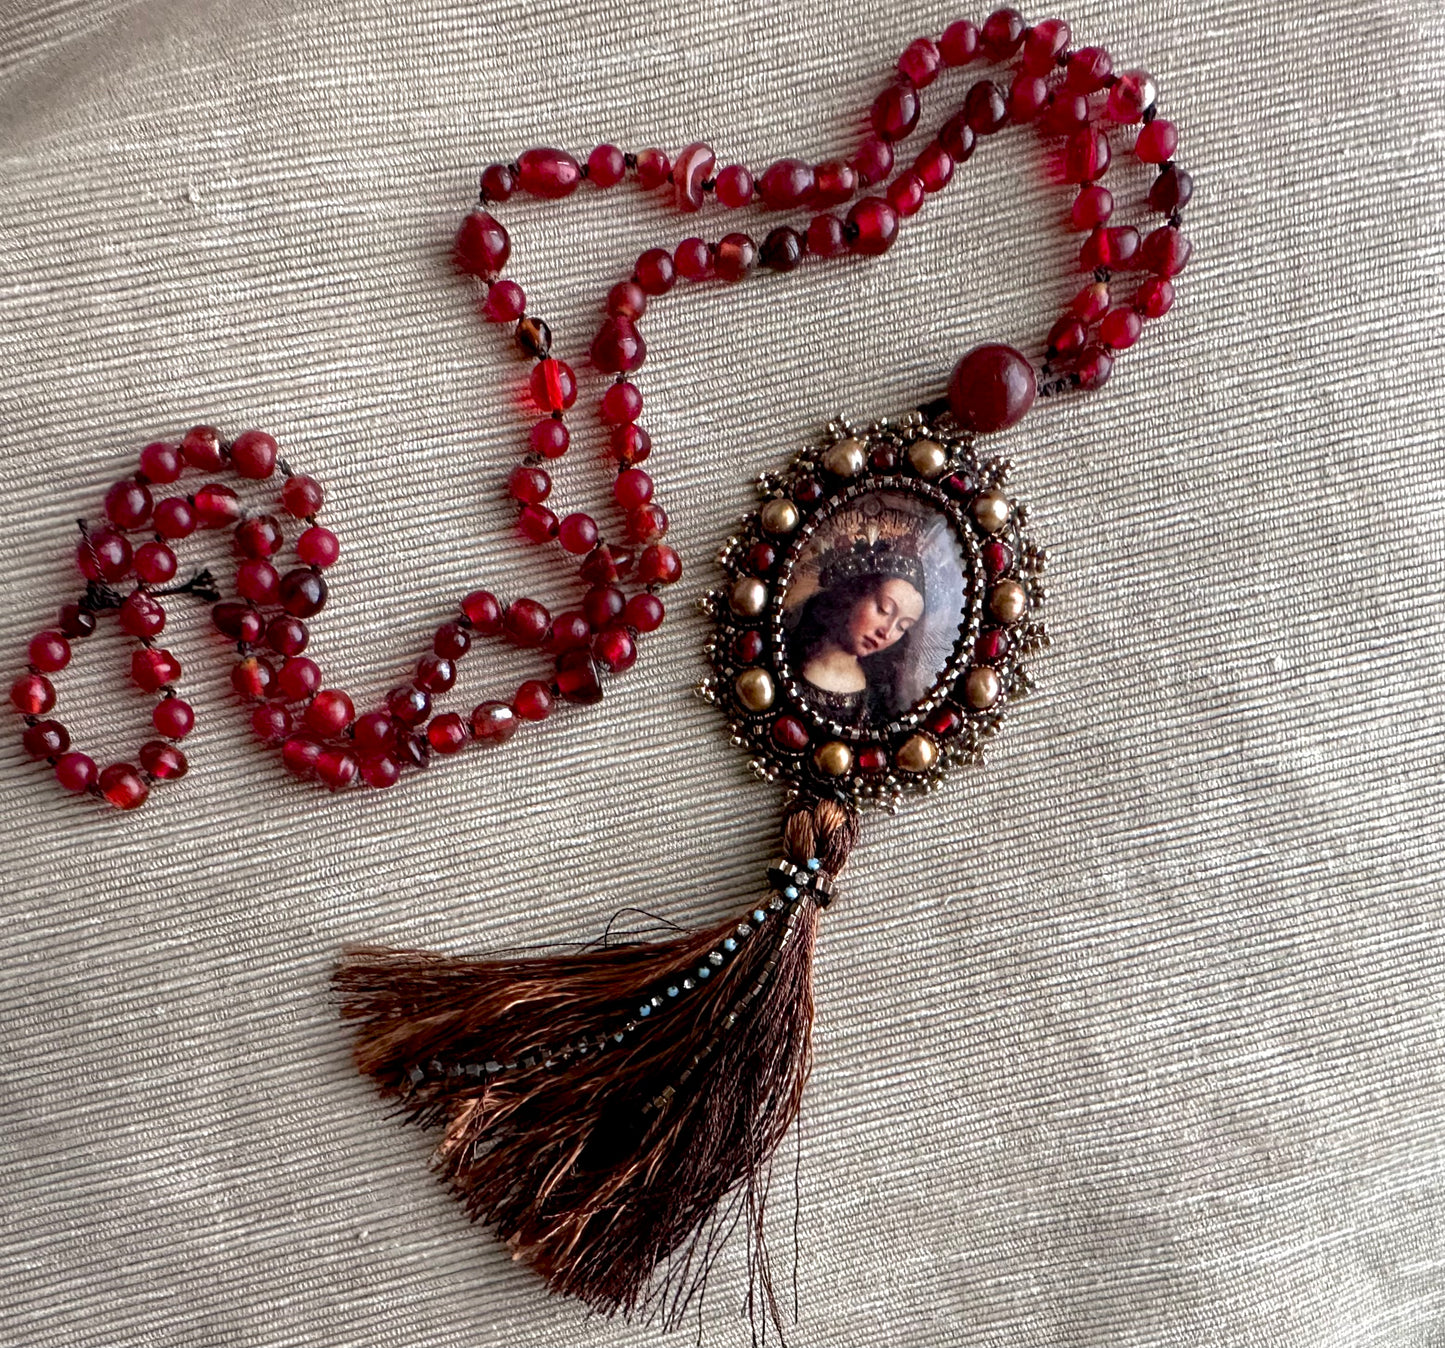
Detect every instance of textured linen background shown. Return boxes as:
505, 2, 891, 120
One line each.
3, 0, 1443, 1344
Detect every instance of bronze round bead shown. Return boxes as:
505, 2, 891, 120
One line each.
734, 667, 776, 712
964, 665, 1002, 709
973, 491, 1011, 534
728, 576, 768, 617
821, 438, 866, 478
516, 315, 552, 358
988, 580, 1027, 625
907, 438, 947, 478
895, 733, 938, 774
760, 498, 800, 535
813, 740, 853, 777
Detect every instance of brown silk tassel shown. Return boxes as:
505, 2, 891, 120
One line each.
335, 796, 859, 1324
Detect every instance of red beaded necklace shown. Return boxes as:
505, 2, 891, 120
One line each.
12, 8, 1189, 1329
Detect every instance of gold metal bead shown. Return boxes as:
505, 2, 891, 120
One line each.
908, 438, 947, 478
989, 580, 1027, 625
973, 491, 1011, 533
760, 498, 800, 535
734, 668, 775, 712
821, 437, 866, 478
895, 733, 938, 773
964, 666, 1001, 709
729, 577, 768, 617
813, 740, 853, 777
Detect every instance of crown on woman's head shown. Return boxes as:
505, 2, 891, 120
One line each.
818, 535, 925, 594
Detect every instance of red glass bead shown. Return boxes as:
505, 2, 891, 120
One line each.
871, 80, 920, 143
518, 504, 559, 544
813, 161, 858, 207
606, 281, 648, 319
948, 344, 1037, 434
432, 622, 470, 661
119, 591, 167, 639
360, 754, 400, 788
236, 559, 280, 606
1107, 70, 1157, 123
556, 513, 596, 555
471, 701, 518, 743
153, 497, 196, 540
353, 712, 395, 754
601, 382, 643, 426
59, 604, 96, 639
1071, 281, 1111, 324
760, 226, 804, 272
964, 80, 1009, 135
590, 544, 633, 580
55, 751, 97, 793
480, 163, 516, 201
1071, 185, 1114, 230
503, 597, 550, 646
78, 528, 132, 581
587, 144, 627, 188
757, 158, 814, 210
279, 567, 328, 617
626, 503, 668, 545
1080, 225, 1140, 271
250, 703, 290, 744
531, 358, 578, 412
279, 475, 324, 519
229, 655, 273, 700
898, 36, 942, 86
635, 148, 671, 190
926, 705, 962, 738
547, 610, 592, 652
508, 465, 551, 505
714, 233, 756, 282
131, 648, 181, 693
1135, 119, 1179, 164
1148, 165, 1193, 214
594, 623, 636, 673
394, 729, 428, 769
672, 141, 715, 211
1064, 127, 1111, 183
1046, 316, 1087, 359
387, 685, 431, 726
513, 680, 554, 721
1141, 226, 1192, 277
624, 592, 664, 633
857, 745, 888, 773
939, 18, 979, 65
1008, 73, 1049, 123
282, 734, 324, 778
1021, 18, 1070, 74
181, 425, 224, 472
1135, 276, 1175, 319
139, 740, 187, 780
1075, 343, 1115, 389
99, 762, 149, 810
1041, 91, 1089, 135
139, 440, 182, 484
28, 631, 70, 673
637, 544, 681, 585
610, 424, 652, 465
634, 248, 676, 295
674, 237, 712, 281
235, 515, 282, 560
105, 478, 153, 530
771, 715, 810, 753
847, 197, 900, 256
316, 749, 359, 791
526, 418, 567, 459
23, 719, 68, 758
517, 147, 582, 198
612, 468, 653, 511
413, 655, 455, 694
976, 628, 1010, 661
1099, 306, 1143, 350
134, 541, 178, 585
483, 279, 527, 323
1066, 46, 1113, 93
938, 113, 977, 163
714, 164, 754, 208
265, 616, 309, 657
211, 600, 263, 643
461, 589, 503, 634
194, 483, 241, 529
583, 584, 625, 630
153, 697, 194, 739
806, 213, 848, 258
304, 689, 354, 736
296, 526, 339, 568
276, 656, 322, 702
885, 171, 924, 217
734, 630, 764, 663
426, 712, 469, 755
231, 429, 278, 480
851, 137, 894, 187
591, 316, 646, 373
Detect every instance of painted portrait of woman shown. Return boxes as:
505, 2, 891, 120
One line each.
781, 491, 966, 729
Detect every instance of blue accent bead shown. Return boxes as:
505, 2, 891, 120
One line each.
784, 885, 799, 900
613, 1031, 625, 1042
698, 966, 711, 979
807, 857, 821, 871
667, 985, 679, 997
753, 909, 766, 923
724, 937, 737, 952
639, 1004, 651, 1016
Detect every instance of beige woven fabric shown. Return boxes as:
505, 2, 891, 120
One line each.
3, 0, 1444, 1343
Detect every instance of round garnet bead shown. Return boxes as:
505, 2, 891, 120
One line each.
139, 740, 188, 780
964, 80, 1009, 135
306, 689, 355, 735
886, 172, 925, 217
231, 430, 278, 479
898, 36, 942, 86
547, 611, 592, 652
265, 616, 309, 657
55, 751, 97, 793
503, 598, 550, 646
236, 514, 283, 559
807, 214, 848, 257
558, 513, 599, 554
1099, 306, 1143, 350
153, 497, 196, 539
1066, 46, 1114, 93
940, 18, 979, 64
601, 382, 643, 426
281, 734, 325, 778
316, 749, 359, 791
1135, 277, 1175, 319
674, 238, 712, 281
508, 465, 551, 505
23, 720, 69, 758
714, 164, 754, 208
251, 703, 292, 743
1148, 165, 1193, 214
851, 137, 894, 187
426, 713, 469, 755
634, 248, 676, 295
813, 161, 857, 207
279, 568, 328, 617
1064, 127, 1111, 183
387, 685, 431, 726
1135, 119, 1179, 163
530, 359, 578, 412
771, 716, 810, 753
529, 418, 569, 458
281, 474, 325, 518
11, 672, 55, 715
584, 585, 625, 629
513, 680, 554, 721
1141, 226, 1192, 277
980, 7, 1026, 59
594, 623, 636, 673
587, 143, 627, 188
236, 559, 281, 606
230, 656, 274, 700
948, 345, 1037, 434
516, 148, 582, 198
714, 233, 757, 282
132, 648, 182, 693
194, 483, 242, 529
635, 148, 671, 190
99, 763, 149, 810
637, 544, 681, 585
471, 701, 518, 743
454, 210, 511, 277
79, 529, 132, 581
153, 697, 195, 738
360, 754, 400, 789
591, 316, 646, 373
1021, 18, 1070, 74
134, 540, 178, 584
518, 504, 559, 544
120, 592, 167, 639
433, 621, 471, 660
847, 197, 900, 256
480, 163, 515, 201
415, 655, 457, 693
624, 593, 664, 633
758, 159, 815, 210
870, 80, 920, 143
352, 711, 395, 754
105, 478, 153, 530
139, 441, 182, 484
1071, 185, 1114, 230
181, 425, 224, 471
461, 590, 502, 634
28, 631, 70, 673
483, 280, 527, 323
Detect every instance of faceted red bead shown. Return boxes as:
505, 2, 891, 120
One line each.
587, 144, 627, 188
939, 18, 979, 65
513, 679, 554, 721
547, 610, 592, 652
851, 137, 894, 187
360, 754, 400, 788
281, 475, 324, 518
886, 172, 925, 217
624, 592, 664, 633
1041, 91, 1089, 135
518, 503, 559, 544
606, 281, 647, 319
857, 744, 888, 773
277, 656, 322, 702
1071, 184, 1114, 230
583, 584, 625, 629
558, 513, 599, 555
55, 751, 98, 793
1148, 164, 1193, 214
771, 716, 810, 753
747, 542, 777, 574
315, 749, 359, 791
480, 163, 516, 201
23, 719, 69, 758
194, 483, 241, 529
59, 604, 96, 639
153, 497, 196, 540
265, 615, 309, 657
1066, 46, 1113, 93
152, 697, 195, 738
674, 237, 712, 281
99, 762, 149, 810
637, 544, 681, 585
471, 701, 518, 743
1099, 306, 1143, 350
279, 567, 328, 617
139, 740, 187, 780
517, 148, 582, 198
139, 440, 182, 484
758, 158, 815, 209
306, 689, 355, 736
806, 214, 849, 258
948, 344, 1037, 434
211, 600, 263, 643
529, 418, 569, 459
1075, 343, 1115, 389
105, 478, 153, 530
871, 443, 899, 473
1046, 316, 1087, 359
1008, 74, 1049, 123
634, 248, 676, 295
229, 655, 272, 700
976, 628, 1010, 661
231, 429, 278, 480
483, 279, 527, 323
11, 673, 56, 716
898, 37, 942, 86
531, 358, 578, 412
714, 164, 754, 208
236, 559, 281, 606
453, 211, 512, 281
964, 81, 1009, 135
181, 425, 225, 472
1135, 119, 1179, 163
872, 80, 921, 143
980, 7, 1026, 60
120, 591, 167, 639
591, 316, 646, 373
134, 541, 177, 585
734, 630, 764, 663
1071, 281, 1111, 324
594, 623, 636, 673
635, 148, 671, 190
714, 233, 757, 283
461, 590, 503, 634
672, 142, 715, 211
813, 161, 858, 207
1141, 226, 1192, 277
926, 705, 962, 738
847, 197, 900, 256
132, 649, 181, 693
503, 597, 551, 646
353, 712, 395, 754
938, 113, 977, 163
296, 527, 339, 568
610, 424, 652, 465
251, 703, 293, 743
1064, 127, 1111, 183
387, 684, 431, 726
1107, 70, 1157, 123
601, 382, 643, 426
1135, 276, 1176, 319
508, 465, 551, 505
28, 631, 70, 673
426, 713, 469, 755
1021, 18, 1070, 75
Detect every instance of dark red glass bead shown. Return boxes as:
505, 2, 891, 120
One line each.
594, 623, 636, 673
871, 80, 920, 143
1066, 46, 1113, 93
236, 516, 284, 565
131, 648, 181, 693
1071, 184, 1114, 230
360, 754, 400, 789
23, 719, 69, 758
1135, 119, 1179, 163
1041, 91, 1089, 136
637, 544, 681, 585
55, 751, 97, 793
279, 568, 328, 618
793, 476, 823, 505
99, 762, 149, 810
518, 503, 559, 544
980, 7, 1026, 59
626, 504, 668, 545
454, 210, 511, 279
503, 597, 551, 646
1046, 316, 1087, 359
211, 600, 263, 643
153, 497, 196, 540
28, 631, 70, 673
302, 689, 353, 736
558, 513, 598, 555
601, 382, 643, 426
461, 590, 502, 634
587, 143, 627, 188
471, 701, 519, 743
886, 171, 925, 218
229, 655, 273, 701
139, 440, 183, 484
1071, 281, 1111, 324
153, 697, 194, 739
714, 164, 754, 208
714, 233, 756, 282
939, 18, 979, 65
508, 465, 551, 505
483, 279, 527, 323
982, 540, 1014, 576
426, 713, 469, 755
181, 425, 224, 472
530, 358, 578, 412
231, 429, 278, 480
948, 344, 1037, 434
1021, 17, 1070, 74
1141, 226, 1192, 277
79, 529, 132, 582
760, 227, 804, 272
847, 197, 900, 256
938, 113, 977, 164
614, 468, 653, 510
394, 729, 429, 769
734, 629, 764, 664
806, 213, 849, 258
591, 316, 646, 373
1080, 225, 1140, 270
857, 744, 888, 773
672, 141, 715, 211
547, 610, 592, 653
606, 280, 648, 319
635, 148, 671, 190
964, 80, 1009, 135
119, 591, 167, 639
281, 734, 324, 778
276, 656, 321, 702
415, 655, 457, 694
265, 615, 309, 657
236, 559, 281, 606
771, 715, 810, 753
926, 705, 962, 737
106, 478, 153, 530
1064, 127, 1111, 183
624, 593, 664, 633
851, 136, 894, 187
898, 36, 942, 86
1148, 165, 1193, 215
674, 237, 712, 282
315, 749, 359, 791
59, 604, 97, 639
513, 680, 554, 721
251, 703, 293, 743
610, 424, 652, 465
1106, 69, 1157, 124
915, 142, 954, 192
1099, 306, 1143, 349
281, 474, 324, 518
635, 248, 676, 295
353, 711, 395, 753
976, 628, 1010, 661
480, 163, 516, 202
813, 161, 857, 207
1135, 277, 1175, 319
194, 483, 241, 530
1075, 343, 1115, 389
387, 684, 431, 726
139, 740, 187, 780
528, 418, 569, 459
584, 585, 625, 630
517, 147, 582, 198
433, 621, 471, 660
758, 158, 815, 209
869, 443, 898, 472
134, 540, 177, 585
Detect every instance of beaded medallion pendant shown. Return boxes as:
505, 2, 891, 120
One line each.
10, 8, 1190, 1331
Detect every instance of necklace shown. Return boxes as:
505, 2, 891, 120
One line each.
9, 8, 1190, 1329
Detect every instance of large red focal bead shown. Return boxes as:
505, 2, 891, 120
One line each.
947, 344, 1037, 433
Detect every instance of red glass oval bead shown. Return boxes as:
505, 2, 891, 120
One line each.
1071, 184, 1114, 230
624, 592, 664, 633
282, 734, 325, 778
1066, 46, 1113, 93
634, 247, 676, 295
610, 424, 652, 465
296, 526, 340, 568
1135, 276, 1175, 319
516, 147, 582, 198
1135, 119, 1179, 164
601, 382, 643, 426
1099, 306, 1143, 349
181, 425, 224, 472
315, 749, 359, 791
672, 141, 715, 212
527, 418, 568, 459
1075, 343, 1115, 389
635, 148, 671, 191
279, 567, 328, 617
105, 478, 153, 530
513, 679, 554, 721
591, 316, 646, 373
530, 358, 578, 412
594, 623, 637, 673
518, 503, 559, 544
99, 762, 149, 809
547, 610, 592, 653
276, 656, 322, 702
153, 497, 196, 540
360, 753, 400, 788
1021, 17, 1070, 75
606, 281, 647, 320
426, 712, 469, 755
771, 715, 810, 753
235, 515, 283, 560
964, 80, 1009, 135
871, 80, 920, 142
503, 597, 550, 646
714, 233, 757, 282
583, 584, 625, 630
280, 475, 324, 519
1148, 165, 1193, 214
236, 558, 281, 606
305, 689, 355, 736
231, 429, 278, 480
1046, 316, 1087, 359
194, 483, 241, 529
353, 711, 395, 753
939, 18, 979, 65
806, 213, 848, 258
558, 513, 599, 555
119, 591, 167, 639
211, 600, 263, 643
1141, 226, 1192, 277
139, 740, 187, 780
714, 164, 753, 208
637, 544, 682, 585
980, 7, 1026, 60
483, 279, 527, 323
387, 684, 431, 726
1008, 73, 1049, 123
613, 468, 653, 510
847, 197, 900, 256
1064, 127, 1111, 183
885, 172, 925, 218
134, 540, 178, 585
1071, 281, 1111, 324
480, 163, 516, 201
938, 113, 977, 163
1106, 69, 1157, 123
674, 237, 713, 282
948, 344, 1037, 434
229, 655, 273, 701
587, 143, 627, 188
153, 697, 195, 739
461, 590, 502, 634
59, 604, 96, 639
471, 701, 519, 743
508, 465, 551, 505
898, 36, 942, 86
139, 440, 183, 484
813, 161, 858, 208
265, 615, 309, 657
132, 648, 181, 693
851, 136, 894, 187
251, 702, 292, 744
23, 719, 69, 758
415, 654, 457, 694
28, 631, 70, 673
757, 158, 815, 210
55, 751, 98, 793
